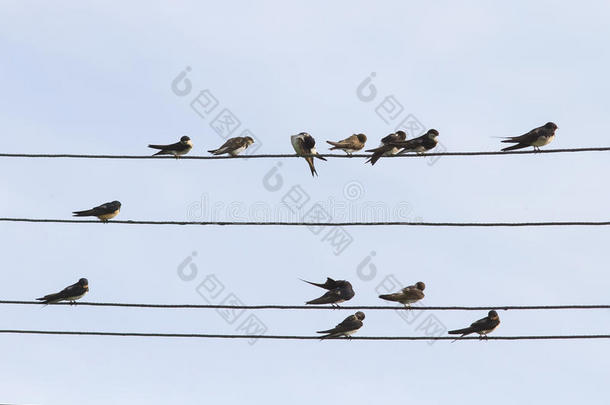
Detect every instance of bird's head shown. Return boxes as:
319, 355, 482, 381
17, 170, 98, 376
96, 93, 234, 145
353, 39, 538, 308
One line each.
415, 281, 426, 291
78, 278, 89, 289
488, 310, 499, 319
302, 134, 316, 149
545, 122, 558, 131
180, 136, 191, 143
244, 136, 255, 145
427, 129, 439, 138
111, 201, 122, 209
395, 130, 407, 141
355, 311, 365, 320
356, 133, 367, 143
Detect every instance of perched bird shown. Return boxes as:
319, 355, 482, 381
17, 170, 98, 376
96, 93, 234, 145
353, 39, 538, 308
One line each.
317, 311, 365, 339
291, 132, 327, 176
395, 129, 439, 154
72, 201, 121, 222
448, 310, 500, 339
378, 281, 425, 307
501, 122, 558, 152
302, 277, 355, 307
37, 278, 89, 305
208, 136, 254, 156
364, 130, 407, 165
148, 135, 193, 157
326, 133, 367, 155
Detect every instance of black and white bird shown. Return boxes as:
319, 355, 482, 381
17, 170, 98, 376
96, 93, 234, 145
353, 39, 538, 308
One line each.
326, 134, 367, 155
302, 277, 355, 307
72, 201, 121, 222
208, 136, 254, 156
395, 129, 439, 154
317, 311, 365, 339
448, 310, 500, 339
291, 132, 327, 176
148, 136, 193, 157
501, 122, 558, 152
365, 130, 407, 165
378, 281, 425, 307
37, 278, 89, 305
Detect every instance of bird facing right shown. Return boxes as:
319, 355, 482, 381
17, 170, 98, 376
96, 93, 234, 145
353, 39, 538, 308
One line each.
500, 122, 558, 152
326, 133, 367, 155
378, 281, 425, 307
208, 136, 254, 156
317, 311, 365, 339
448, 310, 500, 339
72, 201, 121, 222
148, 135, 193, 157
301, 277, 355, 307
37, 278, 89, 305
364, 131, 407, 165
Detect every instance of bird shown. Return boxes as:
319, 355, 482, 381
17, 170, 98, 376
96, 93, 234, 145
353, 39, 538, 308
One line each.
148, 135, 193, 157
364, 130, 407, 165
378, 281, 425, 307
208, 136, 254, 156
326, 134, 367, 155
72, 201, 121, 222
500, 122, 558, 152
302, 277, 355, 307
317, 311, 365, 339
290, 132, 327, 176
448, 310, 500, 339
395, 129, 439, 154
36, 278, 89, 305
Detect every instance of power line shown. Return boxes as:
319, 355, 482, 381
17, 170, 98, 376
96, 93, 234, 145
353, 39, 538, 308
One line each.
2, 300, 610, 311
0, 147, 609, 160
1, 218, 609, 227
0, 329, 608, 340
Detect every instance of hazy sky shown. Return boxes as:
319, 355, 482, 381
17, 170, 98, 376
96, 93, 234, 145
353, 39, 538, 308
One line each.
1, 1, 610, 404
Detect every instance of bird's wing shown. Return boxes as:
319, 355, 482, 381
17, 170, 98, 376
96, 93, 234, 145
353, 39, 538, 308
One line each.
148, 141, 181, 150
37, 282, 80, 302
502, 127, 539, 143
307, 289, 342, 305
301, 277, 336, 290
317, 315, 362, 335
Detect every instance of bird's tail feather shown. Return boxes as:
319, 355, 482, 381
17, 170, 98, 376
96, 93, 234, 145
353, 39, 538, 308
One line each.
306, 158, 317, 177
448, 327, 473, 336
306, 296, 333, 305
501, 143, 526, 152
72, 210, 94, 217
378, 293, 400, 301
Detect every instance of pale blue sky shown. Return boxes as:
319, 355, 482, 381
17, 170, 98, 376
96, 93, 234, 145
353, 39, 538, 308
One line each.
1, 1, 610, 403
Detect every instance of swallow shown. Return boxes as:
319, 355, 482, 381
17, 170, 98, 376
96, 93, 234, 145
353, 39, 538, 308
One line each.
364, 130, 407, 165
208, 136, 254, 156
148, 135, 193, 157
448, 310, 500, 339
302, 277, 355, 307
291, 132, 327, 176
317, 311, 365, 339
378, 281, 425, 307
326, 133, 367, 155
37, 278, 89, 305
72, 201, 121, 222
395, 129, 439, 154
501, 122, 557, 152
